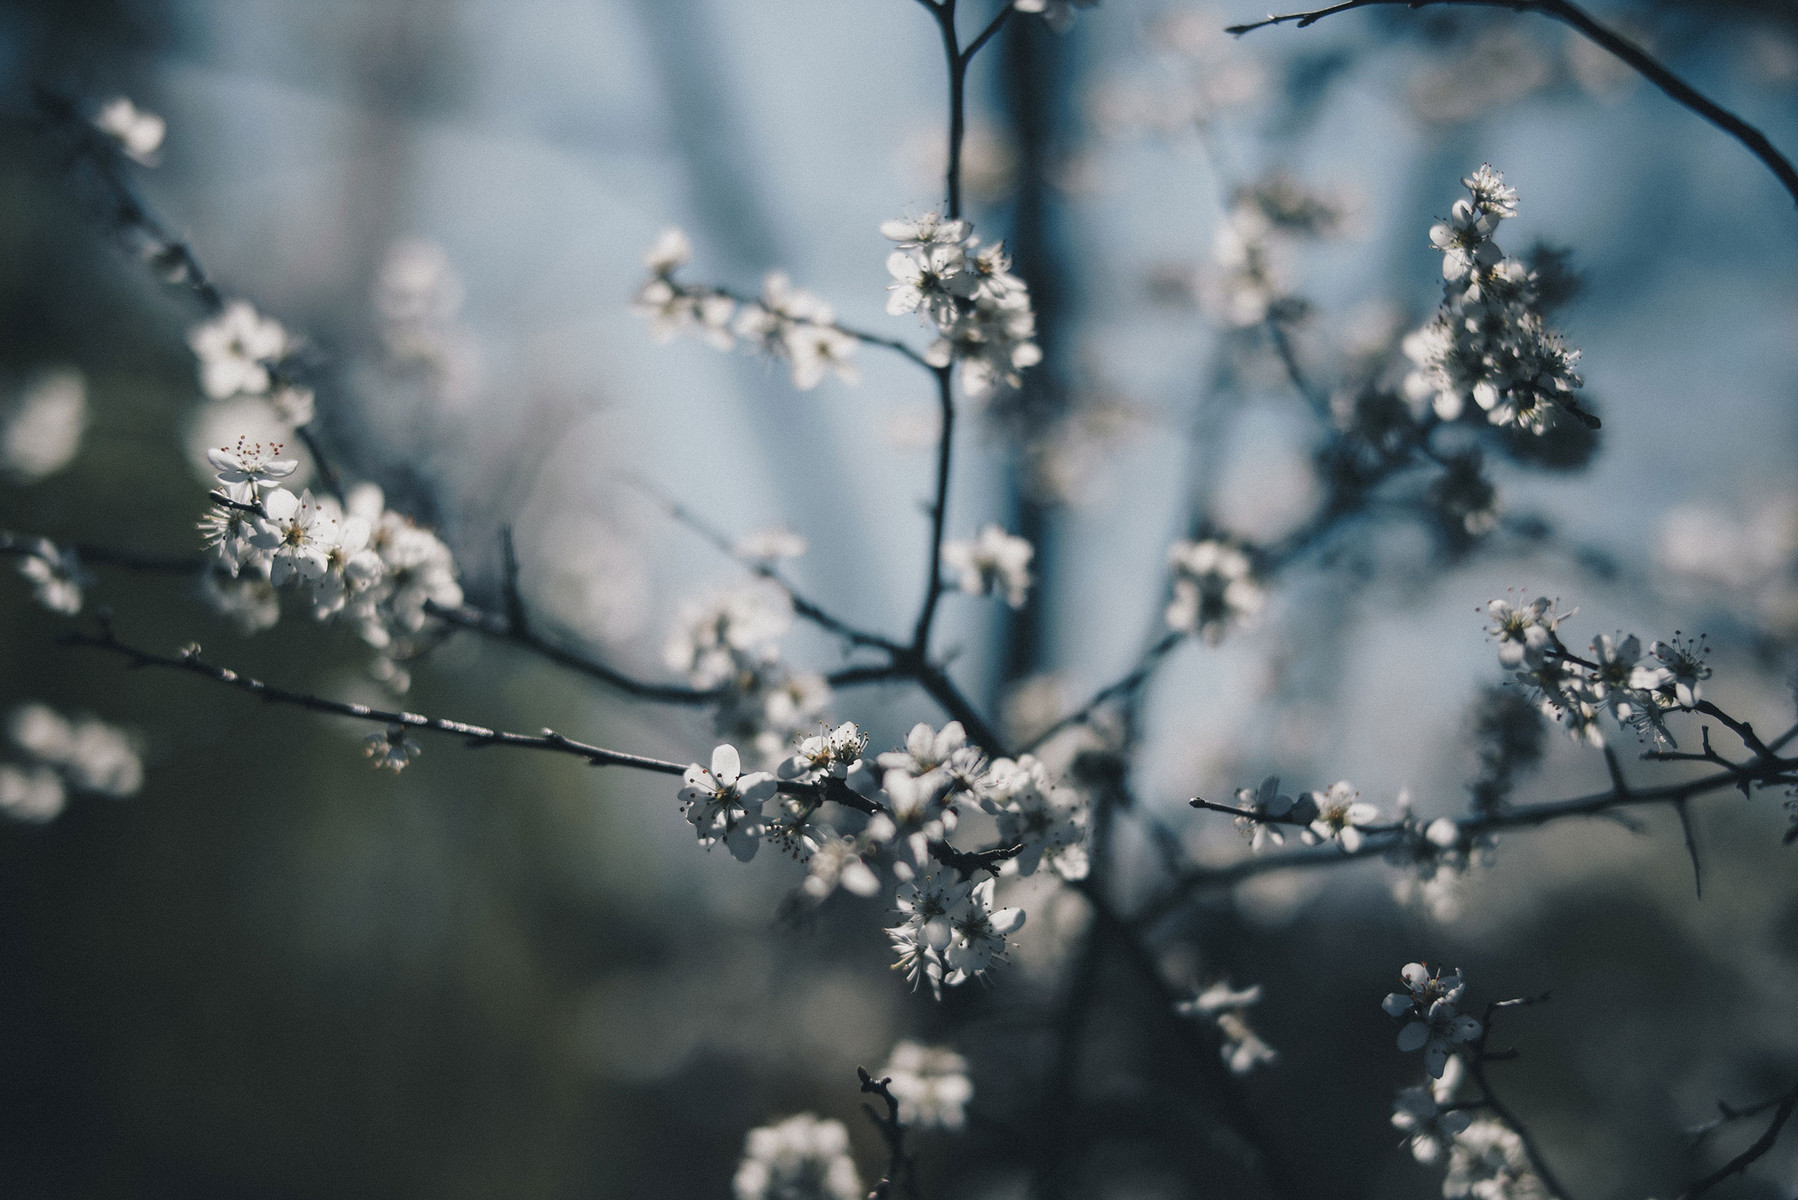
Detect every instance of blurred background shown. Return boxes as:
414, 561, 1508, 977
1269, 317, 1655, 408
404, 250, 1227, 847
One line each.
2, 0, 1797, 1196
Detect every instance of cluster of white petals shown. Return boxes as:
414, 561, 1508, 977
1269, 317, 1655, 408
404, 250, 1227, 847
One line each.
1205, 174, 1348, 327
1226, 775, 1382, 854
890, 870, 1024, 999
1443, 1118, 1552, 1200
978, 754, 1088, 880
941, 525, 1034, 608
189, 301, 289, 403
0, 702, 142, 823
1382, 962, 1482, 1079
879, 1040, 973, 1130
665, 585, 832, 764
1176, 981, 1279, 1075
1403, 166, 1590, 434
680, 743, 779, 863
732, 1113, 863, 1200
1165, 537, 1263, 642
632, 229, 858, 391
1486, 596, 1710, 749
1392, 1057, 1472, 1164
197, 452, 462, 671
883, 212, 1041, 399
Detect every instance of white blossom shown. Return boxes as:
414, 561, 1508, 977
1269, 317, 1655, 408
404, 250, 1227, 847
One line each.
1304, 780, 1380, 852
679, 743, 776, 862
250, 487, 337, 587
732, 1113, 863, 1200
735, 527, 808, 563
1392, 1057, 1472, 1164
1, 368, 87, 483
1232, 775, 1296, 853
1382, 962, 1482, 1078
979, 754, 1087, 879
1403, 166, 1589, 434
942, 525, 1034, 608
5, 702, 142, 805
943, 876, 1025, 986
1444, 1117, 1551, 1200
188, 301, 287, 401
207, 437, 298, 498
1165, 537, 1263, 641
879, 1041, 973, 1131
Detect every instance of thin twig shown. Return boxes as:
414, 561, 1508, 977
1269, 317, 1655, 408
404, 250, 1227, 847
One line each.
858, 1066, 914, 1200
1225, 0, 1798, 210
1678, 1084, 1798, 1199
911, 366, 958, 656
64, 625, 697, 776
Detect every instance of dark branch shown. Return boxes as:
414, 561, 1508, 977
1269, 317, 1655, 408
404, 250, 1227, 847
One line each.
1224, 0, 1798, 210
64, 626, 696, 776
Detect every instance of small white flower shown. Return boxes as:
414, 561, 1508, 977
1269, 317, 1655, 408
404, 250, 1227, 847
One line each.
943, 876, 1025, 985
1383, 962, 1482, 1078
207, 436, 298, 494
732, 1113, 863, 1200
188, 301, 287, 401
1166, 538, 1263, 641
1232, 775, 1295, 853
942, 525, 1034, 608
679, 743, 776, 862
250, 487, 337, 586
879, 211, 970, 249
1305, 781, 1380, 852
1444, 1117, 1550, 1200
879, 1041, 973, 1131
802, 835, 881, 900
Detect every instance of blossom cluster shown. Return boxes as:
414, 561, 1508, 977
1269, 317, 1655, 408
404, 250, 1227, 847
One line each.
1382, 962, 1482, 1079
1485, 596, 1710, 748
731, 1112, 862, 1200
663, 584, 831, 764
676, 722, 1086, 997
1402, 166, 1590, 434
1165, 536, 1264, 641
1226, 775, 1382, 853
632, 229, 859, 391
0, 702, 142, 823
878, 1040, 973, 1131
1391, 1053, 1552, 1199
941, 525, 1034, 608
198, 443, 463, 664
883, 211, 1041, 399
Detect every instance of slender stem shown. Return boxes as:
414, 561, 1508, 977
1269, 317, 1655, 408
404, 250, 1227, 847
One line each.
912, 367, 957, 655
1226, 0, 1798, 211
64, 627, 696, 776
425, 600, 721, 705
1138, 721, 1798, 927
1678, 1085, 1798, 1199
